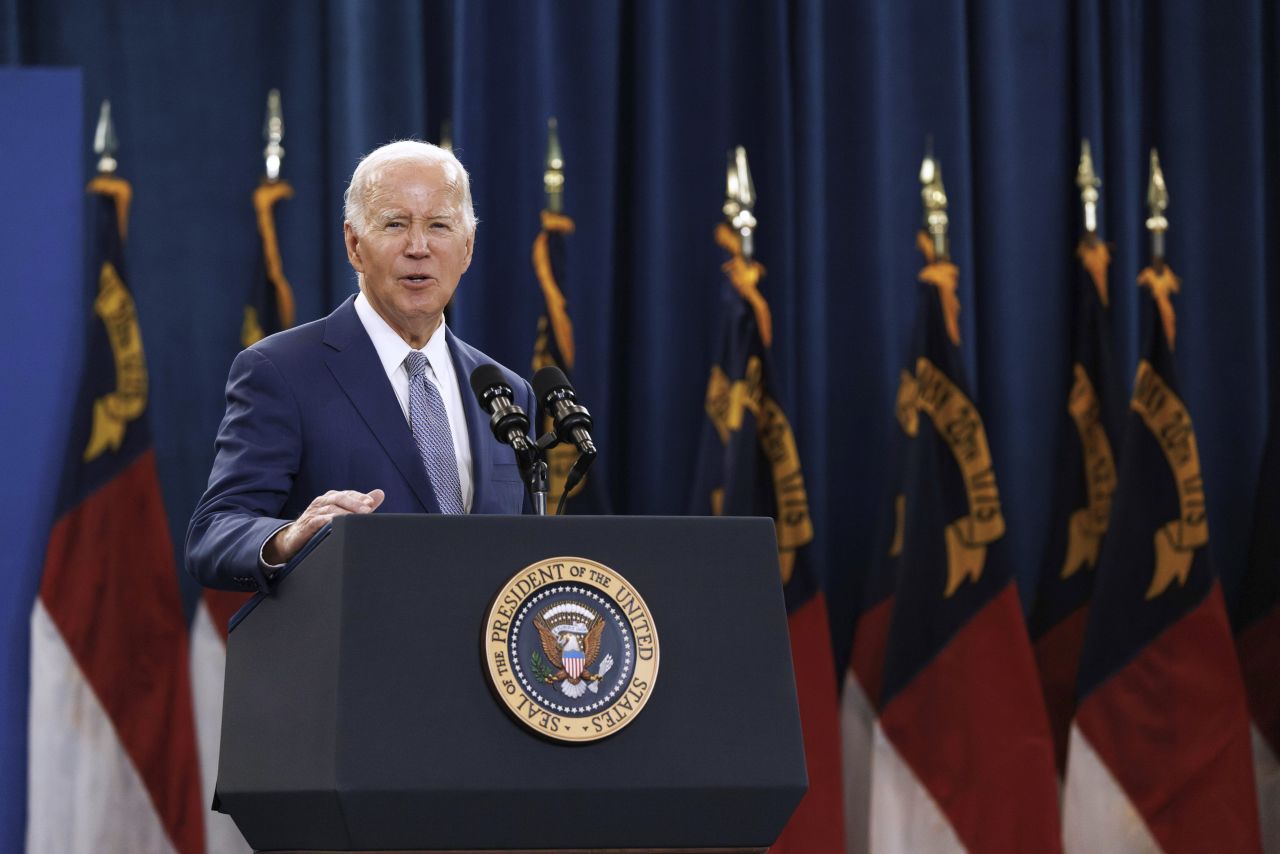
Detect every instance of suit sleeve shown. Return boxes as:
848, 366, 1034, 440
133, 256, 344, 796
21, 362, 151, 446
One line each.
185, 346, 301, 591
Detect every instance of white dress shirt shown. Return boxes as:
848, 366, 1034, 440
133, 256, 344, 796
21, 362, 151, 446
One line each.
354, 292, 474, 512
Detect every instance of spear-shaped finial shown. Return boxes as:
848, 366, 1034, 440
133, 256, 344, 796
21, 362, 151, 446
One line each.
1146, 148, 1169, 265
919, 138, 948, 260
262, 89, 285, 181
438, 118, 453, 154
93, 100, 118, 175
544, 117, 565, 213
722, 145, 757, 260
1077, 139, 1101, 235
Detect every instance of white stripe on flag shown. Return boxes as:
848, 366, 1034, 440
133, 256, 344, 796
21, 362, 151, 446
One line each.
190, 599, 253, 854
1253, 724, 1280, 854
869, 719, 964, 854
27, 599, 177, 854
1061, 722, 1161, 853
841, 671, 875, 854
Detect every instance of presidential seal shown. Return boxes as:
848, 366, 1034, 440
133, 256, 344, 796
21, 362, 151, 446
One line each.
484, 556, 659, 742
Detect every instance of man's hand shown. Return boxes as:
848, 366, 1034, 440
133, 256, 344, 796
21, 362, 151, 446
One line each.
263, 489, 386, 566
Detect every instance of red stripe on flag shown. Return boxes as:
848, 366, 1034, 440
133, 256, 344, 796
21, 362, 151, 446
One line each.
40, 449, 205, 854
1034, 604, 1089, 775
848, 596, 893, 712
1237, 602, 1280, 756
203, 589, 253, 643
770, 593, 846, 854
880, 582, 1061, 852
1076, 582, 1261, 854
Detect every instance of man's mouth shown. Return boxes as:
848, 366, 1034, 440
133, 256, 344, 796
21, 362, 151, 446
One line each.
400, 275, 432, 285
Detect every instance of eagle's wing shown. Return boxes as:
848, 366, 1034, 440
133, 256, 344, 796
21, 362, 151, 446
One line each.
534, 615, 563, 669
583, 616, 605, 668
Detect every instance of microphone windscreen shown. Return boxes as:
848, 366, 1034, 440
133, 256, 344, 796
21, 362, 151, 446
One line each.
470, 363, 509, 400
532, 365, 573, 402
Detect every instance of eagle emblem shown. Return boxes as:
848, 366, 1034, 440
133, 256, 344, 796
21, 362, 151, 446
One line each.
532, 603, 615, 698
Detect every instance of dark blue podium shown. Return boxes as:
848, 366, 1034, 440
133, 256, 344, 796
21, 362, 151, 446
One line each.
216, 515, 807, 852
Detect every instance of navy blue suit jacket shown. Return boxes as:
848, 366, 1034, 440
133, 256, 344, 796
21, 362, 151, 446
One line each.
186, 295, 534, 591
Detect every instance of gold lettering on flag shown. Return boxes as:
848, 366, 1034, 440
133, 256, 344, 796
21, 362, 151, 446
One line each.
902, 357, 1006, 597
1129, 360, 1208, 599
84, 261, 148, 462
1060, 363, 1117, 579
705, 356, 814, 584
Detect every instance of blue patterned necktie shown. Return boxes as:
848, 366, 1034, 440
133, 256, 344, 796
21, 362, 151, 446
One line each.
405, 351, 465, 514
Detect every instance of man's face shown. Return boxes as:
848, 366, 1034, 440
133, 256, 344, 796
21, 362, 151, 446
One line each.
344, 161, 474, 347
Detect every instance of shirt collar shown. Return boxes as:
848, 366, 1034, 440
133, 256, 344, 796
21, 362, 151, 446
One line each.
354, 291, 450, 378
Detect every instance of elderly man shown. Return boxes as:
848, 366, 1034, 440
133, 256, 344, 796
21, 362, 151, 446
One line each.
187, 140, 534, 592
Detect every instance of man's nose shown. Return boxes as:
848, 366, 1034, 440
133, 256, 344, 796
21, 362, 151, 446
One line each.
404, 225, 431, 257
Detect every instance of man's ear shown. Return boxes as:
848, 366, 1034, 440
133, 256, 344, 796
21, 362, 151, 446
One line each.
462, 230, 475, 272
344, 221, 364, 273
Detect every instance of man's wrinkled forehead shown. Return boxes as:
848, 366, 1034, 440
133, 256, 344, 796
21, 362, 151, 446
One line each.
367, 163, 466, 215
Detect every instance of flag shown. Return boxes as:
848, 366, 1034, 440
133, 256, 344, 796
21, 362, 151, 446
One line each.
1027, 234, 1121, 774
691, 223, 845, 853
189, 178, 296, 854
1062, 263, 1262, 852
27, 174, 205, 852
1236, 412, 1280, 852
871, 235, 1061, 852
840, 235, 932, 854
531, 208, 611, 513
240, 179, 295, 348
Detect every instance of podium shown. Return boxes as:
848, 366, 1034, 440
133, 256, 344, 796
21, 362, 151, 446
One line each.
216, 515, 808, 852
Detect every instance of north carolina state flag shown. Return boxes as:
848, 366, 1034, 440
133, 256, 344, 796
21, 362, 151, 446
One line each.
691, 224, 844, 853
28, 174, 205, 853
1027, 235, 1121, 774
1062, 264, 1262, 853
871, 242, 1060, 852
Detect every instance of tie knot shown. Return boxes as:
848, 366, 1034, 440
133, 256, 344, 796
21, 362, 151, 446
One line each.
405, 350, 428, 379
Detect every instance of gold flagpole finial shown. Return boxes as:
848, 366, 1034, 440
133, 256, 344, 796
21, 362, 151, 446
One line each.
263, 89, 285, 181
544, 117, 565, 213
1146, 148, 1169, 264
1077, 139, 1101, 235
722, 145, 757, 260
919, 138, 948, 260
93, 100, 118, 175
439, 118, 453, 154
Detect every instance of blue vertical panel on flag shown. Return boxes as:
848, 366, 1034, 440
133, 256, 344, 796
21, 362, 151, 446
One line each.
0, 67, 84, 854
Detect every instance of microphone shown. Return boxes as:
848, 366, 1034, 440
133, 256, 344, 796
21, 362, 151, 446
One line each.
469, 364, 534, 460
532, 366, 597, 458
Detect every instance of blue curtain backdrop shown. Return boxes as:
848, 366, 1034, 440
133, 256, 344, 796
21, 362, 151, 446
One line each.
1, 0, 1276, 846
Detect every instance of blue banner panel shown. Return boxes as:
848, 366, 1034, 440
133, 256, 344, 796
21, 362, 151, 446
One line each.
0, 67, 84, 852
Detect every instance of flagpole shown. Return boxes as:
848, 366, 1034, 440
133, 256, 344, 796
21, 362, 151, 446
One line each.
723, 145, 756, 261
1146, 148, 1169, 270
919, 138, 949, 261
93, 100, 117, 175
1077, 139, 1100, 236
545, 117, 564, 213
263, 88, 284, 182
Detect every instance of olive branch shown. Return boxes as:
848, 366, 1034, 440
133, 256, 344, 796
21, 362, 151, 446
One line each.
530, 650, 556, 683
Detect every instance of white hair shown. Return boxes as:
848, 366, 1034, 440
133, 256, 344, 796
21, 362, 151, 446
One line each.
343, 139, 477, 236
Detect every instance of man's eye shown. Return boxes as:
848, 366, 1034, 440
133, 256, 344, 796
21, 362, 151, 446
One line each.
431, 222, 449, 230
385, 221, 405, 230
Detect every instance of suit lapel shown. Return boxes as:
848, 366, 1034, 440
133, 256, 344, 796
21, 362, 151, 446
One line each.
448, 329, 504, 513
323, 297, 441, 514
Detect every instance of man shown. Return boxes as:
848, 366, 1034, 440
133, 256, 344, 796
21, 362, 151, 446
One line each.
187, 140, 534, 592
